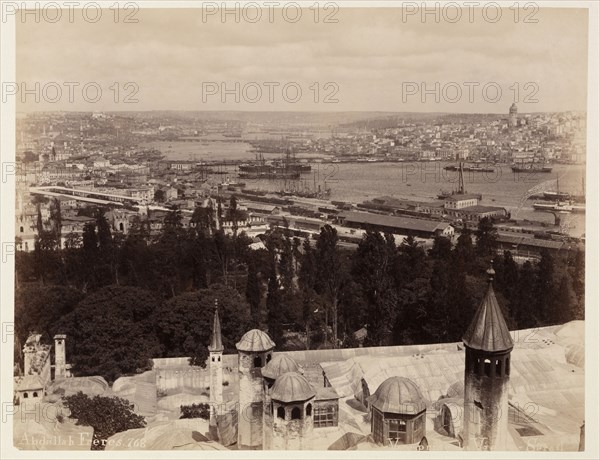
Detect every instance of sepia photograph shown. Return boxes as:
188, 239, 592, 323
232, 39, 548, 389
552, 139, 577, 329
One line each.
0, 1, 598, 457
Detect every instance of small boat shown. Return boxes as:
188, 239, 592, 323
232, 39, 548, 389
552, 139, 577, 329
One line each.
444, 164, 495, 173
533, 201, 573, 212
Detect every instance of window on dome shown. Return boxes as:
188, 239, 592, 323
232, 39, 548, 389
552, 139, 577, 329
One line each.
387, 418, 407, 445
277, 406, 285, 420
306, 403, 312, 417
291, 407, 301, 420
484, 359, 492, 377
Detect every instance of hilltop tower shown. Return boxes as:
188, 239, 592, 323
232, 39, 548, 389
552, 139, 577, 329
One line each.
462, 265, 513, 451
509, 103, 518, 128
236, 329, 275, 449
208, 300, 224, 416
53, 334, 67, 379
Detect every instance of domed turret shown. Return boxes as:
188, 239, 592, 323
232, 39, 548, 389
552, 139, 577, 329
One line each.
268, 372, 316, 450
236, 329, 275, 353
237, 329, 275, 449
368, 377, 427, 446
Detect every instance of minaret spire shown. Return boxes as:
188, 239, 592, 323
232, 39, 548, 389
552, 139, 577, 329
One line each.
462, 260, 513, 451
209, 299, 224, 352
463, 261, 513, 352
208, 298, 224, 429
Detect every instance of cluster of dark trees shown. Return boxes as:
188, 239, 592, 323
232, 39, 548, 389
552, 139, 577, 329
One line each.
15, 200, 584, 383
62, 392, 146, 450
180, 403, 211, 420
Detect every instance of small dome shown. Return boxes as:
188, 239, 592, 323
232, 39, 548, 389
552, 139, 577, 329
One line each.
367, 377, 427, 414
262, 354, 300, 380
270, 372, 315, 403
235, 329, 275, 353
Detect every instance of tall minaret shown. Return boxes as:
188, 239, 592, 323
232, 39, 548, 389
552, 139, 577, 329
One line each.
208, 299, 224, 416
462, 265, 514, 451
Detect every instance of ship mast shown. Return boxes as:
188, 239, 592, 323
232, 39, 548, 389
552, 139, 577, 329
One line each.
458, 161, 465, 194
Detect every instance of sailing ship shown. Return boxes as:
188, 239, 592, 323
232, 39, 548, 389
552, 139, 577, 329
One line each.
542, 175, 571, 200
437, 162, 483, 200
533, 175, 585, 213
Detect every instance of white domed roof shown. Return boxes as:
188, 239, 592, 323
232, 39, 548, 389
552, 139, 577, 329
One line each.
261, 354, 300, 380
367, 376, 426, 414
270, 372, 315, 403
235, 329, 275, 352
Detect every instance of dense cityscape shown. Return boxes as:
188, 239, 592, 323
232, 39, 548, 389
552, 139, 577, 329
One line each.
12, 106, 586, 451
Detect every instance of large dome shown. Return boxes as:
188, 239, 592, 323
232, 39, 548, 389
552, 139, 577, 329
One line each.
270, 372, 315, 403
261, 354, 300, 380
235, 329, 275, 353
367, 377, 427, 414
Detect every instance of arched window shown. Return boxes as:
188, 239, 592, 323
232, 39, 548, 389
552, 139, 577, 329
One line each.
212, 356, 215, 362
306, 403, 312, 417
33, 392, 38, 397
266, 353, 272, 363
23, 392, 28, 398
277, 406, 285, 420
484, 359, 492, 378
253, 356, 262, 368
218, 356, 221, 362
505, 357, 510, 376
495, 359, 502, 377
19, 226, 23, 233
291, 407, 301, 420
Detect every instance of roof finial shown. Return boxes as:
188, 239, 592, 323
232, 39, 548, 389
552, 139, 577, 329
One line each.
486, 260, 495, 282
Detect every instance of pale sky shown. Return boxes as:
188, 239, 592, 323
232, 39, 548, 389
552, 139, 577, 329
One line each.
16, 6, 589, 113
